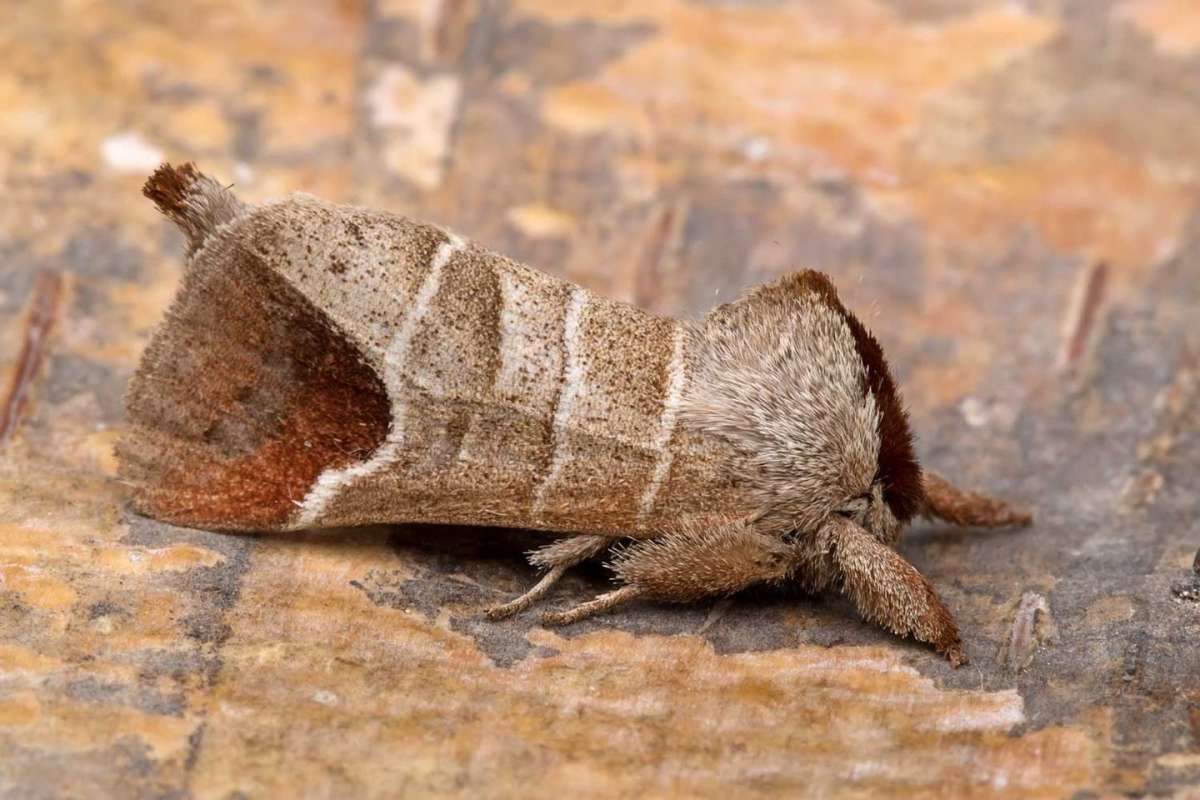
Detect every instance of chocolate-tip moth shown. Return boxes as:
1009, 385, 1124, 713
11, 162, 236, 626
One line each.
120, 164, 1032, 665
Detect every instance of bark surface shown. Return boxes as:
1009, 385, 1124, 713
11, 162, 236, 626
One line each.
0, 2, 1198, 797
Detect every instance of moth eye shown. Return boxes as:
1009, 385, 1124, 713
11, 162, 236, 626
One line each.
835, 494, 872, 519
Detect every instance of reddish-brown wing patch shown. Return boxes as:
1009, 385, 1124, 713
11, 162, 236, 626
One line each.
119, 241, 389, 530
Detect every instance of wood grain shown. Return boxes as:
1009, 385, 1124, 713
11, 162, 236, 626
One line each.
1, 1, 1198, 797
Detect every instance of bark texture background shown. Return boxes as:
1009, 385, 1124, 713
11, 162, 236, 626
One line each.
1, 1, 1199, 797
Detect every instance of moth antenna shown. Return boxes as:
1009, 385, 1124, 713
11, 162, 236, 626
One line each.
143, 162, 247, 256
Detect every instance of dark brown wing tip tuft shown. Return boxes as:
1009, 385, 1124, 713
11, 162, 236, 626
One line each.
142, 162, 245, 255
143, 162, 202, 217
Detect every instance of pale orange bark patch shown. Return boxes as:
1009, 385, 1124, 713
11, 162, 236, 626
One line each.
92, 544, 226, 575
0, 644, 62, 674
1117, 0, 1200, 55
1, 565, 78, 612
0, 692, 40, 727
532, 2, 1056, 182
882, 134, 1194, 282
507, 204, 580, 239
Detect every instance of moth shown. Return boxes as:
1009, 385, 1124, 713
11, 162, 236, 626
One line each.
121, 163, 1032, 666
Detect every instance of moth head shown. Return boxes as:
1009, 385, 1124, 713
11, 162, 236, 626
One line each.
687, 270, 923, 544
833, 482, 902, 545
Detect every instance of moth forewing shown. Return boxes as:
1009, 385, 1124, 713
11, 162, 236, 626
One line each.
123, 165, 749, 537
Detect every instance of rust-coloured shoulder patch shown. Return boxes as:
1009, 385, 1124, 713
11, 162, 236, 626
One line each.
791, 270, 924, 522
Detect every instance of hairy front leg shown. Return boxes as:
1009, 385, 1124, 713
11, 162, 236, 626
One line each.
820, 515, 966, 666
541, 517, 795, 626
921, 470, 1032, 528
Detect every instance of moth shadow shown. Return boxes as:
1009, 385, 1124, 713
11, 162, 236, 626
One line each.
230, 521, 548, 562
236, 523, 936, 668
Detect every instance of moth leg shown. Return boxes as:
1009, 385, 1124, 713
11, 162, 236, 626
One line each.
541, 518, 796, 627
540, 586, 643, 627
484, 565, 569, 620
821, 516, 967, 667
922, 470, 1032, 528
485, 535, 609, 620
611, 518, 795, 602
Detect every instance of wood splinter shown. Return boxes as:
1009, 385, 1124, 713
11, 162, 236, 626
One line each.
120, 162, 1034, 666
